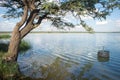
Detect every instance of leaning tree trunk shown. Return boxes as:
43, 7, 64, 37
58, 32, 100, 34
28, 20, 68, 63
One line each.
3, 24, 34, 62
3, 27, 21, 61
3, 0, 47, 62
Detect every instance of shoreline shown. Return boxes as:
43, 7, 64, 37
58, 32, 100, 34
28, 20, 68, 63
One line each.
0, 31, 120, 34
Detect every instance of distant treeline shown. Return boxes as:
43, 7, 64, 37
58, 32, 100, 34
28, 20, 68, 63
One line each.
0, 31, 120, 34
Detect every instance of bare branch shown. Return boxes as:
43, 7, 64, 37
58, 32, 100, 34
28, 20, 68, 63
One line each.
23, 0, 28, 6
20, 24, 34, 39
37, 13, 48, 24
33, 13, 48, 28
29, 0, 36, 10
20, 9, 40, 38
26, 9, 39, 25
32, 0, 35, 4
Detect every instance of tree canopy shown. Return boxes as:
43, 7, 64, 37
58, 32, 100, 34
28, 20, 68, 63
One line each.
0, 0, 120, 31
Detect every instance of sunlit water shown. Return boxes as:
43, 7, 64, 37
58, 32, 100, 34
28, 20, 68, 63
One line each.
17, 33, 120, 80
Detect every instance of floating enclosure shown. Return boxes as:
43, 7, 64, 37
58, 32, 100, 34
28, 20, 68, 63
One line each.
98, 50, 109, 58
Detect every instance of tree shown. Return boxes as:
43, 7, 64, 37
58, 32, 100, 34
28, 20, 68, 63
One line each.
0, 0, 120, 61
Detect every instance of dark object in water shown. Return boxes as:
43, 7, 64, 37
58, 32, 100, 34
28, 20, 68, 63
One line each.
98, 46, 109, 58
98, 50, 109, 58
97, 49, 110, 62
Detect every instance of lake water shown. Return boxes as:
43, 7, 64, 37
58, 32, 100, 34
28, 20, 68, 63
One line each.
17, 33, 120, 80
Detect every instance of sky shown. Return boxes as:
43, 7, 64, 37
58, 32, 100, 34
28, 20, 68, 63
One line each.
0, 3, 120, 32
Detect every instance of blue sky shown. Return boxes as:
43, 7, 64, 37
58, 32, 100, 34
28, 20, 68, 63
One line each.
0, 7, 120, 32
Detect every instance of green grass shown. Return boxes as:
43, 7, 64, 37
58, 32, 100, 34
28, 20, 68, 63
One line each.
0, 34, 31, 52
0, 40, 31, 79
0, 35, 11, 39
0, 58, 19, 79
19, 40, 31, 52
0, 35, 40, 79
0, 56, 42, 79
0, 40, 31, 53
0, 34, 32, 79
0, 53, 33, 80
0, 55, 30, 80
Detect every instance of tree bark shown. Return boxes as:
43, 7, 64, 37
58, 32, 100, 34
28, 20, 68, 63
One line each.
3, 26, 21, 61
3, 0, 29, 62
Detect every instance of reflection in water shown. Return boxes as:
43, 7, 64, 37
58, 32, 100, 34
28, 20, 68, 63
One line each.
18, 33, 120, 80
71, 62, 93, 80
40, 57, 94, 80
40, 57, 71, 80
97, 57, 109, 62
20, 57, 94, 80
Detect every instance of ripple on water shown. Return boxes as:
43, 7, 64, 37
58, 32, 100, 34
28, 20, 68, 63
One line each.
92, 62, 120, 80
18, 33, 120, 79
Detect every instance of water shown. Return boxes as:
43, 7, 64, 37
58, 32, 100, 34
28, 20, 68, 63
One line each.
17, 33, 120, 80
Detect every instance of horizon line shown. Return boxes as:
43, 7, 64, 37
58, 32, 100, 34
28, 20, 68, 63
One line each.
0, 31, 120, 33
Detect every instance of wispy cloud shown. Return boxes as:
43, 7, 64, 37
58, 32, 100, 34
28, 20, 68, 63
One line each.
80, 15, 93, 20
0, 20, 15, 31
116, 20, 120, 26
96, 21, 108, 25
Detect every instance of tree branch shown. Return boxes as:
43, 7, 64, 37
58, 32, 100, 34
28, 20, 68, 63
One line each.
29, 0, 36, 10
32, 0, 35, 4
23, 0, 28, 6
37, 13, 48, 24
20, 9, 40, 38
26, 9, 39, 25
20, 13, 48, 39
20, 24, 34, 39
33, 13, 48, 28
14, 0, 28, 31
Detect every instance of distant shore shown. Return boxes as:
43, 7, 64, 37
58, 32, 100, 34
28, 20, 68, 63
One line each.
0, 31, 120, 34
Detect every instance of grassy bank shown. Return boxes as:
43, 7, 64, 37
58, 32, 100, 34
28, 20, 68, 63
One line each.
0, 58, 19, 80
0, 34, 11, 39
0, 54, 36, 80
0, 34, 31, 53
0, 34, 32, 79
19, 40, 31, 52
0, 40, 31, 53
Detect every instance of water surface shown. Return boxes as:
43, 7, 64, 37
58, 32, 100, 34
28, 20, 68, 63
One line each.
18, 33, 120, 80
